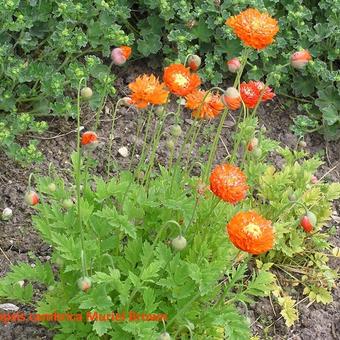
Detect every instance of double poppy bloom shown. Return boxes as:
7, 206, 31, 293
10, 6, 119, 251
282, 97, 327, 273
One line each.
240, 81, 275, 109
186, 90, 224, 119
226, 8, 279, 50
163, 64, 201, 97
128, 74, 169, 108
210, 164, 248, 204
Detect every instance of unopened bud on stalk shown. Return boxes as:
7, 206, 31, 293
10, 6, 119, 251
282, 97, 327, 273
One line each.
247, 137, 259, 152
170, 125, 182, 137
81, 87, 93, 99
2, 208, 13, 220
227, 57, 241, 73
158, 332, 171, 340
25, 191, 39, 206
48, 183, 56, 192
290, 50, 312, 69
187, 55, 201, 71
171, 236, 187, 251
299, 140, 307, 148
166, 139, 175, 151
120, 97, 132, 107
77, 277, 92, 292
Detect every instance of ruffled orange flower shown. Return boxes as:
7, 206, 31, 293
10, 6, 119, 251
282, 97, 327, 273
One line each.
128, 74, 169, 109
81, 131, 98, 146
226, 8, 279, 50
163, 64, 201, 96
240, 81, 275, 108
120, 46, 132, 60
227, 211, 274, 255
185, 90, 224, 119
210, 164, 248, 204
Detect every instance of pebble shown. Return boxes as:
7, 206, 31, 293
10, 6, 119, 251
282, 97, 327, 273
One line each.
118, 147, 129, 158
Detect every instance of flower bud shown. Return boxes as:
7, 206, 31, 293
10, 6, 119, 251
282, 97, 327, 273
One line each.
111, 48, 127, 65
171, 236, 187, 251
311, 175, 318, 184
81, 87, 93, 99
81, 131, 99, 150
166, 139, 175, 151
300, 211, 316, 233
170, 125, 182, 137
158, 332, 171, 340
2, 208, 13, 220
227, 57, 241, 73
290, 50, 312, 69
48, 183, 56, 192
222, 87, 241, 111
25, 190, 39, 206
247, 137, 259, 152
120, 97, 132, 107
299, 140, 307, 148
187, 55, 201, 71
62, 199, 73, 209
77, 277, 92, 292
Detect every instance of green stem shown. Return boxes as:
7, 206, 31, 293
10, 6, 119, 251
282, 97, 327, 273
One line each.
76, 77, 87, 276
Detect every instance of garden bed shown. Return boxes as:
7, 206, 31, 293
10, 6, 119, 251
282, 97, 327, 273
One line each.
0, 61, 339, 339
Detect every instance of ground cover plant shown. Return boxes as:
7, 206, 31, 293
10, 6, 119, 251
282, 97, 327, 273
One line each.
0, 6, 339, 340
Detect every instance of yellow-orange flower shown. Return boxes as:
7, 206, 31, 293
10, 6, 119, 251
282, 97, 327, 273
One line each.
226, 8, 279, 50
210, 164, 248, 204
128, 74, 169, 109
163, 64, 201, 96
226, 211, 274, 255
185, 90, 224, 119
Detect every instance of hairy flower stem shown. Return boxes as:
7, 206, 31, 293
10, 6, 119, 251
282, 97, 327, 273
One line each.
144, 108, 169, 188
203, 108, 229, 181
106, 98, 125, 178
128, 117, 146, 172
76, 77, 87, 277
135, 108, 154, 179
95, 61, 114, 129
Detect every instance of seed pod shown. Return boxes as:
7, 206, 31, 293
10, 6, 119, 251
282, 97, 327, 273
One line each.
25, 190, 39, 206
171, 236, 187, 251
77, 277, 92, 292
81, 87, 93, 99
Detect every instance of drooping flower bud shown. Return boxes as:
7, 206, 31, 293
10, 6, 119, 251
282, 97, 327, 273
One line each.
77, 277, 92, 292
25, 191, 39, 206
187, 55, 201, 71
62, 199, 74, 209
222, 87, 241, 111
227, 57, 241, 73
300, 211, 317, 233
166, 139, 175, 151
120, 97, 132, 107
81, 87, 93, 99
171, 236, 187, 251
2, 208, 13, 220
158, 332, 171, 340
170, 125, 182, 137
299, 140, 307, 148
290, 50, 312, 69
81, 131, 99, 150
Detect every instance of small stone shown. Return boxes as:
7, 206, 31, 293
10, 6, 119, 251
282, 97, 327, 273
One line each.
118, 147, 129, 158
0, 303, 19, 312
224, 120, 235, 128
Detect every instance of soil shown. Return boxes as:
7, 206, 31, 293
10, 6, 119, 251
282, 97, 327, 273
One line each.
0, 60, 339, 339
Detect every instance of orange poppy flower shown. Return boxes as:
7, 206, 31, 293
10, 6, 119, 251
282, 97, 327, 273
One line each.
163, 64, 201, 96
240, 81, 275, 108
226, 211, 274, 255
226, 8, 279, 50
209, 164, 248, 204
120, 46, 132, 60
128, 74, 169, 109
185, 90, 224, 119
